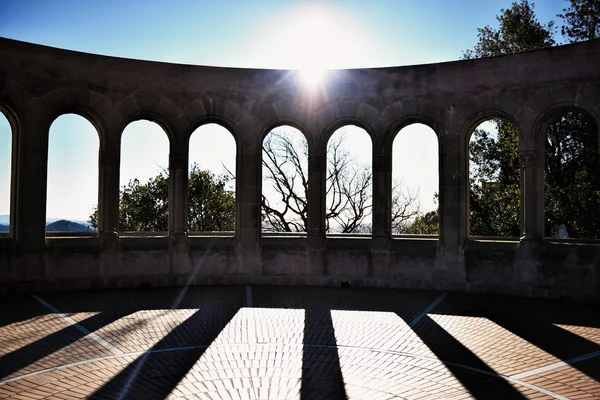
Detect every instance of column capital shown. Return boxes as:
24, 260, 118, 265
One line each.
519, 150, 536, 169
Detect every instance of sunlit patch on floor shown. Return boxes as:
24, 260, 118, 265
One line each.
329, 309, 470, 398
167, 307, 305, 399
428, 313, 562, 376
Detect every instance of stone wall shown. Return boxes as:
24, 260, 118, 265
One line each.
0, 38, 599, 302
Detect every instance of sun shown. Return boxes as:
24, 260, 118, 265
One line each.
283, 7, 348, 87
299, 66, 327, 87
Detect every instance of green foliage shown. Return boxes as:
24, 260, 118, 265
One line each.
463, 0, 600, 239
404, 210, 439, 235
469, 121, 521, 237
461, 0, 555, 59
89, 163, 235, 232
545, 111, 600, 238
118, 174, 169, 231
187, 164, 235, 231
559, 0, 600, 42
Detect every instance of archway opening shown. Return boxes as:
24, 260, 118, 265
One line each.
119, 120, 169, 233
392, 123, 438, 235
46, 114, 99, 234
326, 125, 372, 234
188, 123, 236, 234
469, 118, 520, 238
261, 126, 308, 233
545, 110, 600, 239
0, 111, 11, 234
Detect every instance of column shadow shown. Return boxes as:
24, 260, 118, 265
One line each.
89, 305, 241, 400
301, 307, 347, 399
487, 306, 600, 382
0, 311, 128, 380
408, 314, 526, 399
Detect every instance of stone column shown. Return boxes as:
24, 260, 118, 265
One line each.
14, 102, 48, 254
517, 148, 543, 283
307, 152, 327, 275
371, 152, 392, 250
168, 148, 189, 275
437, 131, 467, 282
237, 149, 262, 274
369, 150, 392, 280
169, 151, 188, 239
519, 149, 543, 242
438, 133, 463, 254
98, 134, 120, 251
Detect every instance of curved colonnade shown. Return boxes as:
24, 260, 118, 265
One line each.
0, 38, 599, 301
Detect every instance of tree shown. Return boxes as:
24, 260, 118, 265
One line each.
461, 0, 555, 60
404, 210, 440, 235
463, 1, 554, 237
261, 130, 420, 233
464, 0, 600, 239
187, 164, 235, 231
117, 173, 169, 231
559, 0, 600, 42
89, 163, 235, 232
545, 111, 600, 238
469, 121, 521, 237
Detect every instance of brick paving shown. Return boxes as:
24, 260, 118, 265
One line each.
0, 286, 598, 399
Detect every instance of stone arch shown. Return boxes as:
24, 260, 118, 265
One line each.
258, 118, 312, 151
520, 82, 600, 139
388, 117, 440, 235
256, 100, 313, 128
186, 115, 238, 146
0, 78, 33, 115
40, 88, 111, 141
324, 120, 373, 234
383, 114, 439, 154
117, 110, 176, 149
119, 118, 171, 233
46, 113, 101, 233
187, 122, 237, 233
113, 92, 185, 145
0, 102, 20, 235
0, 101, 22, 142
261, 123, 310, 233
320, 117, 375, 152
532, 101, 600, 147
460, 109, 520, 148
463, 109, 521, 238
534, 102, 600, 239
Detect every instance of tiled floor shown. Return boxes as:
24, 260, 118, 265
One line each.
0, 286, 598, 399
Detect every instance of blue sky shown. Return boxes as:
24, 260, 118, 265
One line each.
0, 0, 569, 222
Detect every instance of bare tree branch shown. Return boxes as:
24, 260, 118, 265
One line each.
261, 128, 422, 234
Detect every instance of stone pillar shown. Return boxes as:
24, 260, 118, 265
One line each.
519, 149, 543, 241
98, 134, 120, 251
169, 151, 188, 239
168, 149, 189, 274
237, 150, 262, 274
517, 148, 543, 283
14, 102, 48, 254
307, 153, 327, 275
438, 133, 463, 254
437, 131, 467, 282
371, 152, 392, 250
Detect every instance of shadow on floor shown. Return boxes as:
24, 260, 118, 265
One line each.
1, 286, 598, 399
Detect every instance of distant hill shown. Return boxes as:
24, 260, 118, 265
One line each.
46, 220, 90, 232
0, 215, 95, 232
